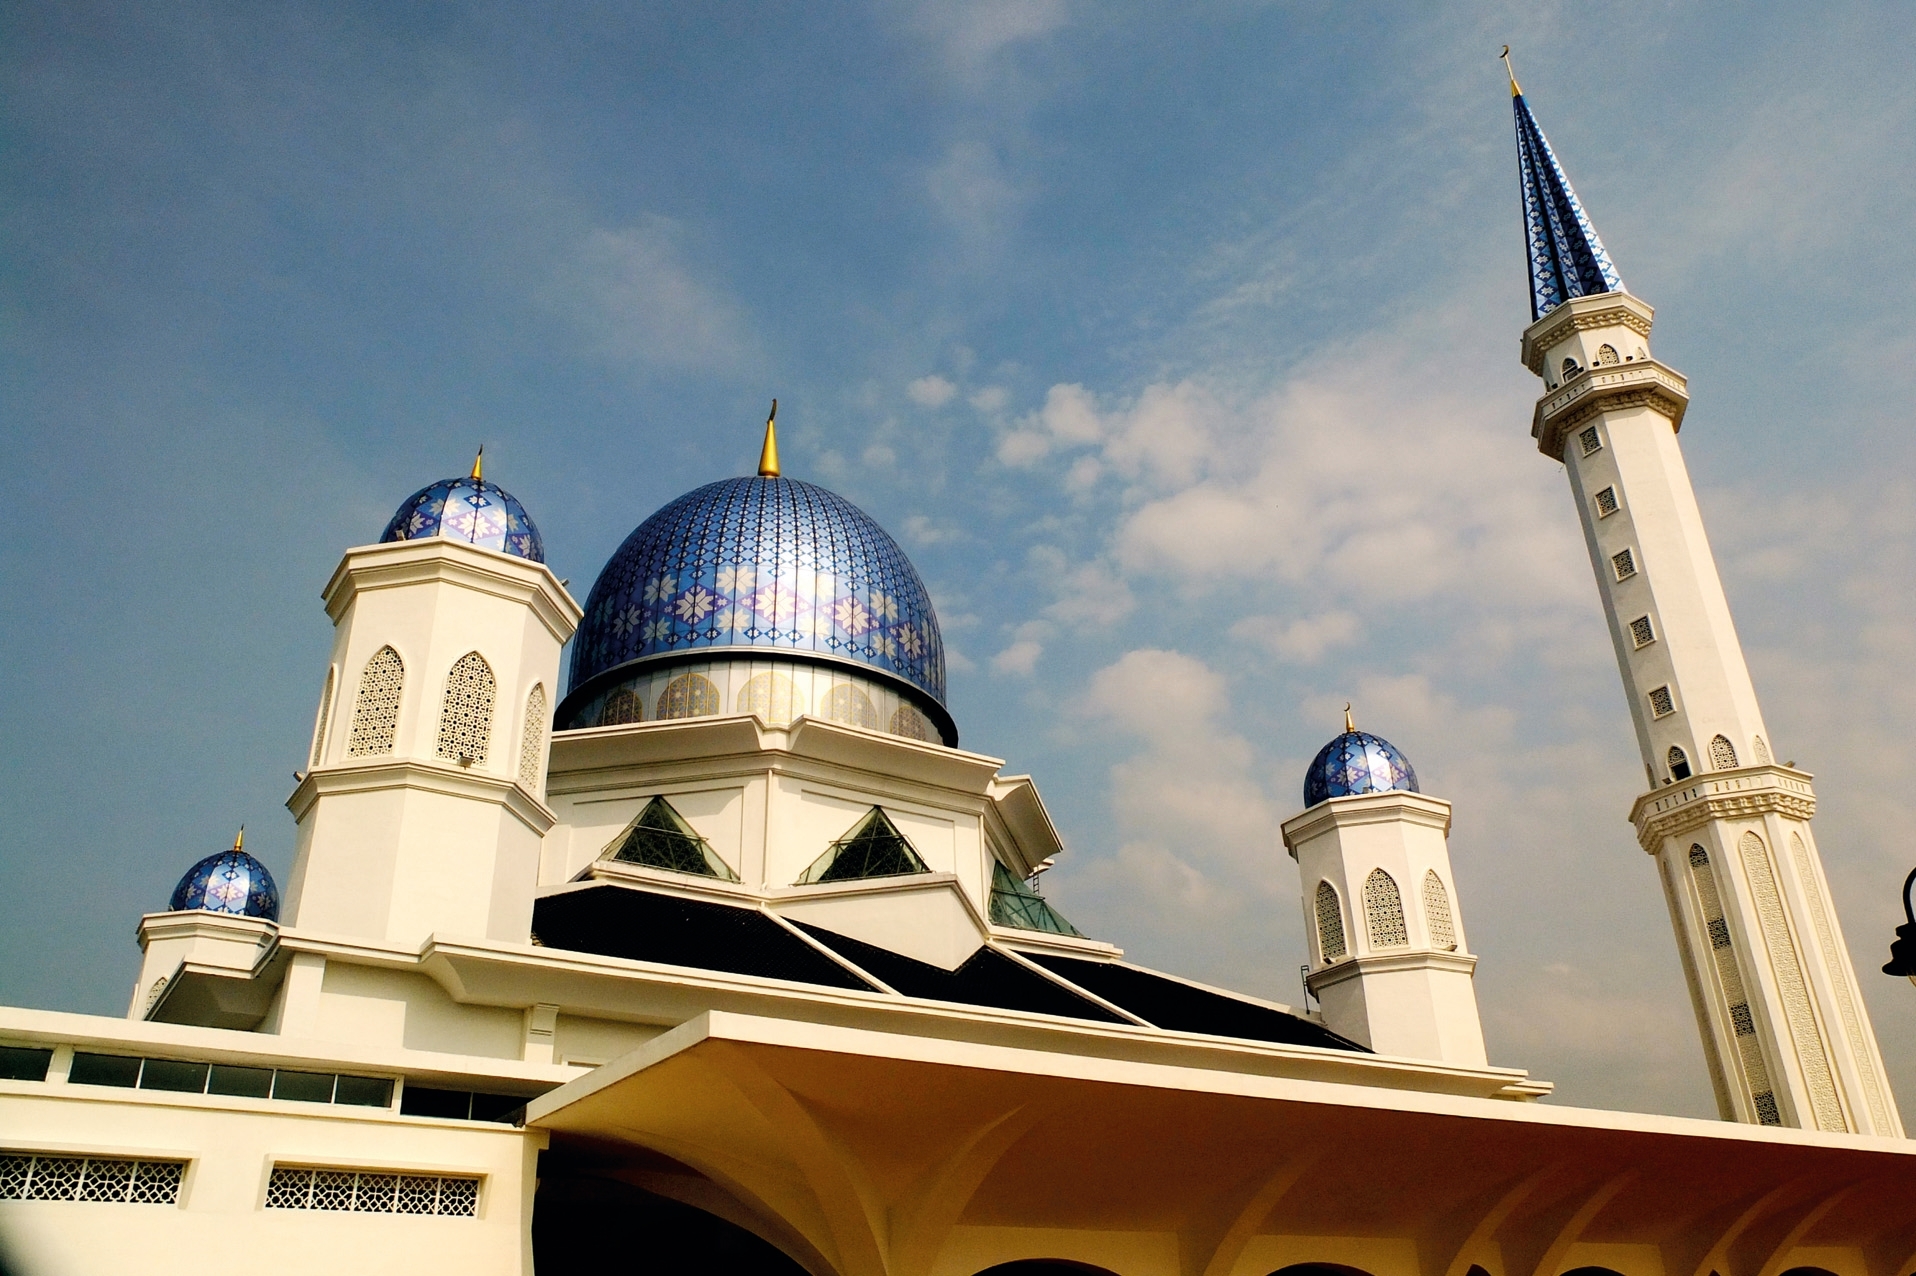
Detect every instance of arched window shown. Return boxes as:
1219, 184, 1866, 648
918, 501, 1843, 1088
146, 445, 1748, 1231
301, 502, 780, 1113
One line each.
1668, 745, 1692, 781
435, 651, 496, 764
1562, 356, 1581, 377
518, 685, 547, 788
598, 687, 641, 726
1752, 735, 1772, 765
889, 703, 934, 741
738, 671, 803, 726
1422, 870, 1456, 950
309, 666, 336, 769
1595, 343, 1620, 366
1688, 842, 1782, 1126
1709, 734, 1738, 770
655, 673, 719, 720
1363, 869, 1408, 948
1314, 881, 1347, 961
347, 647, 404, 756
1738, 830, 1844, 1131
824, 682, 880, 729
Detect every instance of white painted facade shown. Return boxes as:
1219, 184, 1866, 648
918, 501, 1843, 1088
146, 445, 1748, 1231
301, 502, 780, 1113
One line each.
1525, 292, 1901, 1137
1283, 791, 1487, 1067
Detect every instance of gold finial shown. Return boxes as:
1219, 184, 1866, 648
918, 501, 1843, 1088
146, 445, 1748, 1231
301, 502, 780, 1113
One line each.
1500, 45, 1521, 97
1344, 704, 1356, 733
757, 400, 780, 478
470, 446, 484, 481
232, 826, 245, 853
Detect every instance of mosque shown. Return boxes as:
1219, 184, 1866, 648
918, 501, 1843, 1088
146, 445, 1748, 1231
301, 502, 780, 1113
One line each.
2, 72, 1914, 1276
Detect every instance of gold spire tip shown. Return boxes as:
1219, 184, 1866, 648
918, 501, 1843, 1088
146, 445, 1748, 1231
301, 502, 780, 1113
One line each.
1500, 45, 1521, 96
471, 446, 484, 481
1344, 704, 1356, 734
233, 826, 245, 853
757, 399, 781, 478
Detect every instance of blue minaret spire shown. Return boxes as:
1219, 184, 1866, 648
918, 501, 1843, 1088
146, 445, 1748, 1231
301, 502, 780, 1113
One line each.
1505, 52, 1623, 320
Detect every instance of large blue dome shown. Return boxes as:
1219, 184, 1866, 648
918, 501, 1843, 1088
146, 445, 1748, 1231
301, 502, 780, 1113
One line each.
380, 475, 544, 562
169, 842, 280, 921
1304, 730, 1420, 807
565, 476, 946, 729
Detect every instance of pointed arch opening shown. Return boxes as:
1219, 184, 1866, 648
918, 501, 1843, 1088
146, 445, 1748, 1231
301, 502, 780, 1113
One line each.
309, 665, 337, 768
1314, 880, 1348, 961
436, 651, 496, 763
1594, 343, 1620, 366
1709, 734, 1739, 770
1363, 869, 1408, 948
518, 684, 547, 788
1668, 745, 1692, 781
1422, 870, 1457, 950
346, 646, 404, 756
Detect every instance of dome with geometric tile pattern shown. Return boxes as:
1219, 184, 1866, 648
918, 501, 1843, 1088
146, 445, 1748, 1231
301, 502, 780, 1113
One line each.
562, 474, 949, 740
1303, 726, 1420, 808
379, 468, 543, 563
168, 834, 280, 921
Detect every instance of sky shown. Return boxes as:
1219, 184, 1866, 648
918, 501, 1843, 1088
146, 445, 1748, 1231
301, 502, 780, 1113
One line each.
4, 0, 1916, 1121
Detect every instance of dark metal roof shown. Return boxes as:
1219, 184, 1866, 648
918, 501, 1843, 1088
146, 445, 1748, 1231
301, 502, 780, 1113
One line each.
1028, 954, 1366, 1052
792, 923, 1124, 1024
531, 884, 1362, 1053
531, 887, 874, 991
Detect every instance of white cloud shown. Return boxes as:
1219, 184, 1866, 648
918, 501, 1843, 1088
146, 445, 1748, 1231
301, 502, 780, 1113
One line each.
1230, 610, 1361, 664
907, 374, 957, 407
904, 0, 1070, 74
927, 140, 1020, 244
992, 637, 1043, 676
970, 385, 1009, 412
557, 220, 751, 372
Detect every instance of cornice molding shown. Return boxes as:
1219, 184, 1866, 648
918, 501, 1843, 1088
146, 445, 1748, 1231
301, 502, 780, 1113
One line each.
322, 539, 582, 642
1280, 790, 1453, 854
1307, 948, 1477, 993
1629, 766, 1818, 853
1532, 363, 1690, 460
288, 758, 557, 835
1519, 290, 1656, 373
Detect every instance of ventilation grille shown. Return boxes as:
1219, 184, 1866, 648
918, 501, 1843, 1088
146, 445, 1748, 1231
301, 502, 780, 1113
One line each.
1314, 881, 1347, 960
266, 1166, 477, 1216
1422, 870, 1456, 950
436, 652, 496, 763
1363, 869, 1408, 948
0, 1153, 183, 1204
518, 685, 547, 787
347, 647, 404, 755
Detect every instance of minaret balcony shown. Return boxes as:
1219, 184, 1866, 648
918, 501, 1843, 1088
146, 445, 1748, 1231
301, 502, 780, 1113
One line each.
1629, 763, 1817, 853
1532, 358, 1690, 460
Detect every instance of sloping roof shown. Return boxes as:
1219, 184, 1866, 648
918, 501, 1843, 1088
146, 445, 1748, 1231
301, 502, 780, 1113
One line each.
531, 884, 1360, 1052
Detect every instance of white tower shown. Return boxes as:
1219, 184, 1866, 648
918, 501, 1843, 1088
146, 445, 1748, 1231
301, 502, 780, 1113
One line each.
1282, 718, 1487, 1066
281, 461, 582, 950
1509, 73, 1900, 1134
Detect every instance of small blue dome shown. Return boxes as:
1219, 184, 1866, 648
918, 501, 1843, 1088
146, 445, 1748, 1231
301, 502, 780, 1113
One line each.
563, 476, 947, 735
380, 476, 544, 562
1304, 730, 1420, 807
170, 845, 280, 921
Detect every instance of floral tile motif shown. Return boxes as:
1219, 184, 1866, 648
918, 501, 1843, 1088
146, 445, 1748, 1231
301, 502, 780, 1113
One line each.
570, 476, 947, 708
380, 476, 544, 562
168, 848, 280, 920
1303, 731, 1420, 809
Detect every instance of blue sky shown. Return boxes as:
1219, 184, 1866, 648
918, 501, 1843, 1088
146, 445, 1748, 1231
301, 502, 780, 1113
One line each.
6, 1, 1916, 1118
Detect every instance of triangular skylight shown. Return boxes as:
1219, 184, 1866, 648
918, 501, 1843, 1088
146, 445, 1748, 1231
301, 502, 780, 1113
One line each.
988, 862, 1082, 937
605, 796, 739, 882
795, 807, 928, 885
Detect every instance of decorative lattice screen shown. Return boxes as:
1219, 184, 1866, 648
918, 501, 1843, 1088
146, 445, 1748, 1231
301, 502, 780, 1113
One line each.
347, 647, 404, 756
435, 652, 496, 763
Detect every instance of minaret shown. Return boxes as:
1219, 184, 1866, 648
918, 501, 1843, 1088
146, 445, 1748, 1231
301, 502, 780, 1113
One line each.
281, 458, 581, 953
1507, 65, 1901, 1134
1282, 713, 1488, 1067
